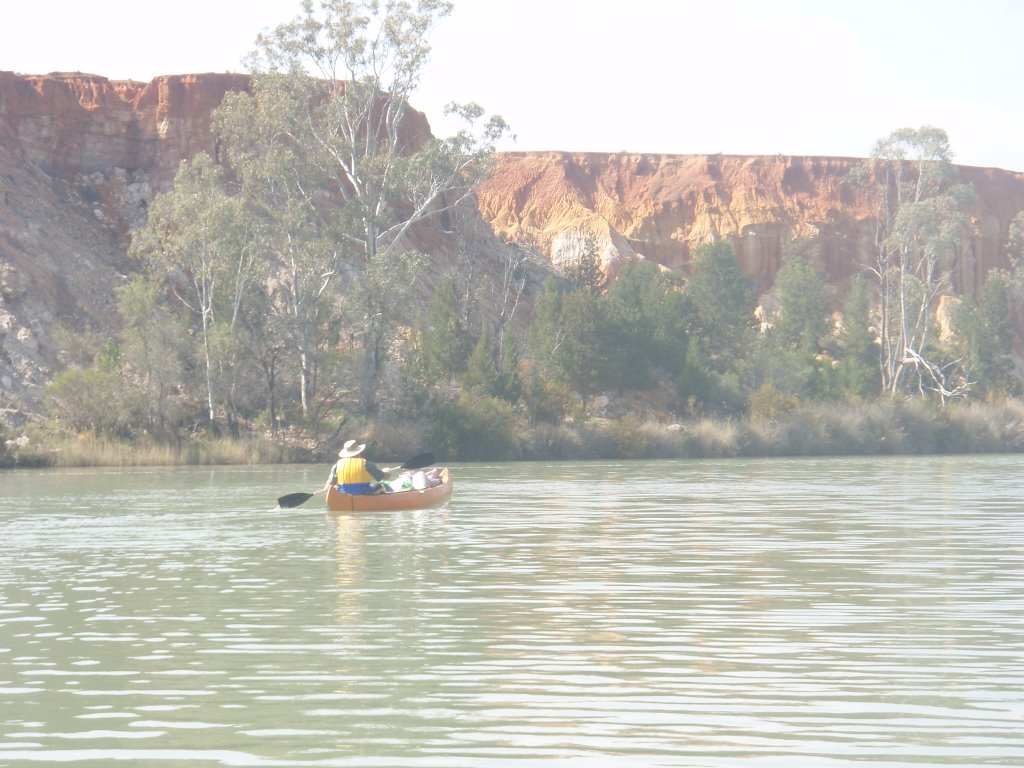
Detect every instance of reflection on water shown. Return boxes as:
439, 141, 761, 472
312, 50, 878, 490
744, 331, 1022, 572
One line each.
1, 457, 1023, 766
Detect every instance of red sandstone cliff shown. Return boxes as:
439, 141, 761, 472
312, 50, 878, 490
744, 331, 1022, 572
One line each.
0, 71, 250, 181
4, 71, 1024, 426
476, 152, 1024, 298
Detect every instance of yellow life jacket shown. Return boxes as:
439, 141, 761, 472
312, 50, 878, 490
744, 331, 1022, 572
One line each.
336, 457, 372, 485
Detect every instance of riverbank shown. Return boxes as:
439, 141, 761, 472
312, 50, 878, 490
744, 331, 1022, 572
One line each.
5, 397, 1024, 468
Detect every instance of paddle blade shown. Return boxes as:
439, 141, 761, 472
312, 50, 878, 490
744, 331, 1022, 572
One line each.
277, 492, 315, 509
399, 452, 435, 471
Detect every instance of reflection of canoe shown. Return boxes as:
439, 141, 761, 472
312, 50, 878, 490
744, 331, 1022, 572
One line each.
326, 467, 453, 512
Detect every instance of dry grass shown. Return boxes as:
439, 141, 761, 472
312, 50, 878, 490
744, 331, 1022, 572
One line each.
38, 435, 302, 468
10, 397, 1024, 468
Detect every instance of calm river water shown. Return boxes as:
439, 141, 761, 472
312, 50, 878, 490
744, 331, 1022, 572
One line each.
1, 456, 1023, 767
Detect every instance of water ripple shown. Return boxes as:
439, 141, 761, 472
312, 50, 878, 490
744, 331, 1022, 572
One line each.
1, 458, 1023, 765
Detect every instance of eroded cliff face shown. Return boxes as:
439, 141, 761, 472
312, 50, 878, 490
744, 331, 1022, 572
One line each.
0, 72, 255, 424
4, 71, 1024, 427
476, 151, 1024, 297
1, 71, 250, 182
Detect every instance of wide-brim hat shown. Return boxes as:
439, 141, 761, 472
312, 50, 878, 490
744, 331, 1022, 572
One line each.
338, 439, 366, 458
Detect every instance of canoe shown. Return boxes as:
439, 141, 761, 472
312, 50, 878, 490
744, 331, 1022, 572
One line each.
326, 467, 453, 512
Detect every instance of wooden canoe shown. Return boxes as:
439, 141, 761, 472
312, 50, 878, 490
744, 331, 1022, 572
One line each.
325, 467, 453, 512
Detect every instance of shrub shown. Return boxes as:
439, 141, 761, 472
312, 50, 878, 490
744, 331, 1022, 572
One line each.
523, 423, 583, 460
522, 376, 575, 425
430, 393, 521, 461
749, 382, 799, 422
0, 424, 12, 467
679, 418, 743, 458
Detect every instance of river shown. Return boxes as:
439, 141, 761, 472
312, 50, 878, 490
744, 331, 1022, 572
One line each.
1, 456, 1023, 766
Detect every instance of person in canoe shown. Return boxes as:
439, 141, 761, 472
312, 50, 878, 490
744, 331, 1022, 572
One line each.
323, 440, 392, 495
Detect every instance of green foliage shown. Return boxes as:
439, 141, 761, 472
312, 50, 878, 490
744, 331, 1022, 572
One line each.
758, 243, 838, 400
557, 289, 608, 399
129, 153, 260, 424
122, 0, 508, 432
524, 260, 695, 405
522, 374, 575, 425
562, 234, 606, 292
770, 244, 834, 355
245, 0, 508, 264
861, 125, 974, 399
346, 249, 427, 413
417, 275, 475, 381
836, 274, 880, 401
430, 392, 521, 461
526, 277, 566, 380
461, 326, 521, 403
46, 352, 147, 440
685, 242, 756, 374
675, 337, 717, 414
952, 269, 1018, 396
115, 273, 193, 435
0, 423, 9, 467
463, 326, 502, 397
604, 260, 691, 383
496, 344, 523, 404
749, 382, 800, 422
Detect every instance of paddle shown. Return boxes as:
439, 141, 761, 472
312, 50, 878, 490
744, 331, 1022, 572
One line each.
276, 452, 436, 509
385, 452, 435, 473
276, 489, 326, 509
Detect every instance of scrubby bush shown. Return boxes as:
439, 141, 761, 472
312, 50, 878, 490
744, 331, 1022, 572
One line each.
524, 423, 583, 460
430, 393, 521, 461
0, 424, 10, 467
678, 418, 744, 458
749, 383, 800, 423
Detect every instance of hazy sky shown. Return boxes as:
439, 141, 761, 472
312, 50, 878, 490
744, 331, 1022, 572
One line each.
3, 0, 1022, 170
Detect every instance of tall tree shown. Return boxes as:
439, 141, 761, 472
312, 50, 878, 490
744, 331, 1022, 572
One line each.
855, 126, 974, 400
417, 274, 475, 383
129, 155, 258, 427
245, 0, 508, 265
115, 273, 189, 435
954, 269, 1017, 396
604, 260, 691, 387
685, 241, 756, 374
233, 0, 507, 413
764, 243, 835, 398
135, 0, 510, 425
770, 243, 833, 356
212, 74, 340, 418
526, 277, 566, 381
836, 274, 880, 401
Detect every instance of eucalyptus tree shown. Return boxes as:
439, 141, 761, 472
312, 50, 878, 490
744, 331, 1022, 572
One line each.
855, 126, 974, 400
212, 74, 342, 418
114, 273, 190, 436
235, 0, 509, 414
129, 155, 260, 427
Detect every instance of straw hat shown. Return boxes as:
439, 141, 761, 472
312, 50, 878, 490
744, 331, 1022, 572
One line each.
338, 440, 366, 458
